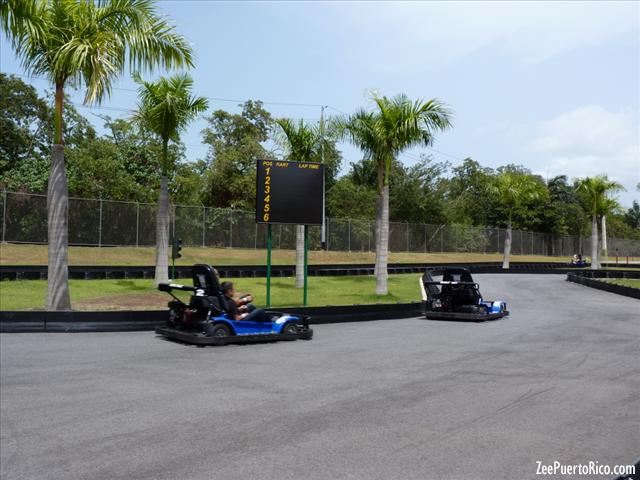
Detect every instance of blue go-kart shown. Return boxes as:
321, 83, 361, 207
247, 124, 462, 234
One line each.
420, 267, 509, 321
155, 264, 313, 346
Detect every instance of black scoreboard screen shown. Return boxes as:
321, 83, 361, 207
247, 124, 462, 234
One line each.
256, 159, 324, 225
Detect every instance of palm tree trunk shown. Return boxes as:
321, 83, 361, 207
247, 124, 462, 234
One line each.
155, 140, 170, 286
601, 215, 607, 261
373, 195, 381, 276
502, 218, 512, 269
155, 176, 170, 285
376, 185, 389, 295
590, 213, 598, 270
295, 224, 304, 288
374, 160, 385, 277
45, 81, 70, 311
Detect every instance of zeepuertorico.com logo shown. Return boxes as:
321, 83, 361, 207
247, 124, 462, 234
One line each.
536, 461, 635, 477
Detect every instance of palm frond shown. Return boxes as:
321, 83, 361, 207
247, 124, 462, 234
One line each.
133, 72, 208, 144
338, 93, 453, 187
275, 118, 323, 163
2, 0, 193, 106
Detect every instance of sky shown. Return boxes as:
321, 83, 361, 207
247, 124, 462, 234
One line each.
1, 0, 639, 206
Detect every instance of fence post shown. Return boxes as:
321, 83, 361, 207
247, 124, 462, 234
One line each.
98, 198, 103, 247
483, 228, 487, 254
2, 190, 6, 243
229, 209, 233, 248
424, 224, 427, 253
348, 219, 351, 252
135, 202, 139, 248
368, 220, 371, 252
202, 206, 206, 248
406, 222, 410, 252
172, 204, 176, 245
254, 223, 258, 249
441, 227, 444, 253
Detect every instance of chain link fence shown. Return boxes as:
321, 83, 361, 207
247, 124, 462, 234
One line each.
2, 190, 639, 256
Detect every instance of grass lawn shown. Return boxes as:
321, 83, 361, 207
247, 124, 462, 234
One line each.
0, 274, 424, 311
603, 278, 640, 289
0, 243, 568, 266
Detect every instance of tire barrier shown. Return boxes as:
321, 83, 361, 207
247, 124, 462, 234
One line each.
567, 270, 640, 280
566, 273, 640, 300
0, 302, 424, 333
1, 261, 576, 281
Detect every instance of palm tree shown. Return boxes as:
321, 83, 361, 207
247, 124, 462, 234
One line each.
489, 172, 542, 269
576, 175, 623, 269
133, 73, 208, 285
1, 0, 193, 309
338, 94, 452, 295
274, 118, 323, 288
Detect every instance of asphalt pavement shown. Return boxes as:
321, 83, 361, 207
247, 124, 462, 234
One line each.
1, 274, 639, 480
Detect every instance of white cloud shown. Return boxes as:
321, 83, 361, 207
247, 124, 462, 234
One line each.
337, 1, 639, 67
525, 106, 640, 205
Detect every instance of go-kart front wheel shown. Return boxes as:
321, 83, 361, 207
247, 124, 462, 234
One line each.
282, 322, 299, 335
206, 323, 231, 338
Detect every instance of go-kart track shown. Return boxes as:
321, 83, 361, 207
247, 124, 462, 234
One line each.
1, 274, 638, 480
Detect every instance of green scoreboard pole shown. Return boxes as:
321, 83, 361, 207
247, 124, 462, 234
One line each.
266, 223, 272, 307
303, 225, 309, 306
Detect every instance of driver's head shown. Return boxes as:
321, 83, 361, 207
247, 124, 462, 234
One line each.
221, 281, 235, 297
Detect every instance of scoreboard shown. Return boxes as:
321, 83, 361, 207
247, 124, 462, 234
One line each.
256, 159, 324, 225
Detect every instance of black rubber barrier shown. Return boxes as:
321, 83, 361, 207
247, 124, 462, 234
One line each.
1, 261, 575, 281
601, 262, 640, 269
566, 274, 640, 300
567, 270, 640, 279
0, 302, 424, 333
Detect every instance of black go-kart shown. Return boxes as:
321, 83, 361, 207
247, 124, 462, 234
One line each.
420, 267, 509, 321
155, 264, 313, 346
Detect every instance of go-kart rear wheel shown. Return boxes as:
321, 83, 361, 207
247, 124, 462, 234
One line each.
206, 323, 231, 338
282, 322, 299, 335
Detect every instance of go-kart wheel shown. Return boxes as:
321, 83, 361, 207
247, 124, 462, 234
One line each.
282, 322, 299, 335
206, 323, 231, 338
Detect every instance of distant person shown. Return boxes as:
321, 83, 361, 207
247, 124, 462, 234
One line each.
220, 281, 270, 322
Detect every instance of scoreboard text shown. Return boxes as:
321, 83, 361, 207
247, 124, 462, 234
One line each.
256, 159, 324, 225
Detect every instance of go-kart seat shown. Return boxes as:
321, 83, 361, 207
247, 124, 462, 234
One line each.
442, 269, 481, 306
191, 264, 228, 315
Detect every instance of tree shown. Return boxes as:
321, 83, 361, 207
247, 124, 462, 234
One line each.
444, 158, 494, 226
201, 101, 274, 210
625, 201, 640, 230
0, 73, 50, 176
575, 175, 624, 269
338, 94, 452, 295
541, 176, 587, 254
0, 73, 101, 194
326, 176, 377, 219
488, 172, 542, 269
133, 73, 208, 285
1, 0, 193, 309
274, 118, 326, 288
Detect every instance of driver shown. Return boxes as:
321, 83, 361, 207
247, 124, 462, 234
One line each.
220, 281, 270, 322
